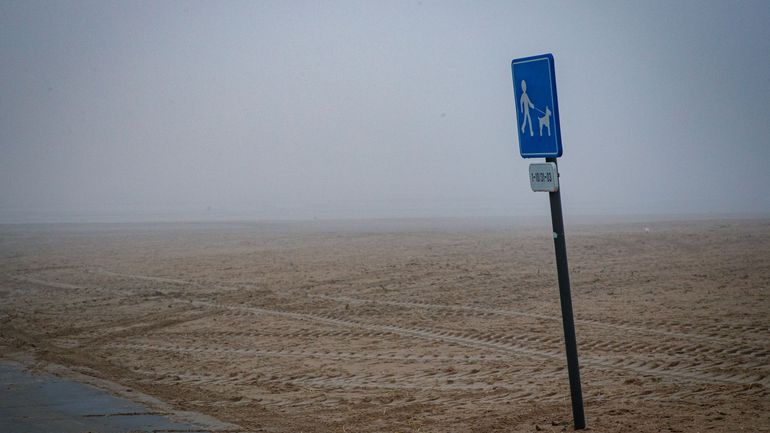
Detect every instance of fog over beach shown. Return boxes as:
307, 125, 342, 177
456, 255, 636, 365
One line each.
2, 1, 769, 223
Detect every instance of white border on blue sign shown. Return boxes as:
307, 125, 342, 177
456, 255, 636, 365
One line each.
512, 55, 559, 158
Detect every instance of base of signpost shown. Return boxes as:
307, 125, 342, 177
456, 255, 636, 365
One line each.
546, 157, 585, 430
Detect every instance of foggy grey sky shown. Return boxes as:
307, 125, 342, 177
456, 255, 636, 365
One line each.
2, 1, 770, 223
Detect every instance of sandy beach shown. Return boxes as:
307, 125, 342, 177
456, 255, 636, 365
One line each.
1, 218, 768, 432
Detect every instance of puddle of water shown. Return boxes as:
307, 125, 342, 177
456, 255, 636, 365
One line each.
0, 360, 210, 433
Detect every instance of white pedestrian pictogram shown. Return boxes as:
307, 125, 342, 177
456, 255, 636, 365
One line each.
519, 80, 534, 137
520, 80, 551, 138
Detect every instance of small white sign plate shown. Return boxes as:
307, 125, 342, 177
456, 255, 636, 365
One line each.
529, 162, 559, 192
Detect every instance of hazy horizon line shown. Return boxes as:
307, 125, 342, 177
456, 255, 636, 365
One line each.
1, 209, 768, 226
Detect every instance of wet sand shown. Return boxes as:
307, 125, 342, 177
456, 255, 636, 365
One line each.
1, 218, 768, 432
0, 358, 226, 433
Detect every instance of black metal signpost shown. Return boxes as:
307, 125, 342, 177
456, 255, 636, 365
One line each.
546, 157, 585, 430
512, 54, 585, 430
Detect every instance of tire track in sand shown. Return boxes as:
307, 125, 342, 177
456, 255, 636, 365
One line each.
85, 267, 770, 345
130, 366, 568, 409
317, 296, 770, 371
319, 294, 770, 346
107, 342, 514, 364
129, 364, 767, 410
15, 272, 770, 388
193, 301, 770, 387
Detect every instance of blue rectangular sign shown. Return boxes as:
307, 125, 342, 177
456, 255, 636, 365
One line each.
511, 53, 562, 158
